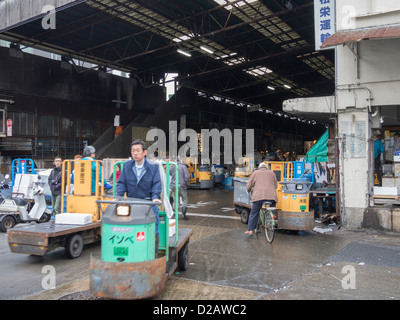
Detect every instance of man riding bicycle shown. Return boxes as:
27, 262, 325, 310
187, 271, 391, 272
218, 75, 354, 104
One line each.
245, 162, 278, 236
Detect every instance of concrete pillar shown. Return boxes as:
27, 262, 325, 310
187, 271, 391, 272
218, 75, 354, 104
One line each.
337, 107, 371, 228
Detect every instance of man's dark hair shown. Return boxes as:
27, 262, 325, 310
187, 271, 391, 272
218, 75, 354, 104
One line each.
54, 156, 62, 161
131, 139, 147, 151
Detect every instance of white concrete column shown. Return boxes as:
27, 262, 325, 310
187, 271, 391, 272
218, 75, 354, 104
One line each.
337, 105, 372, 228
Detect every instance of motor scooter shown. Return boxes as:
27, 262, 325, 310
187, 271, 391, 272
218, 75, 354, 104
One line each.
0, 173, 51, 232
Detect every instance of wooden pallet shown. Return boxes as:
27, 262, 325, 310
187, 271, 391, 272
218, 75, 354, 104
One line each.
373, 195, 399, 200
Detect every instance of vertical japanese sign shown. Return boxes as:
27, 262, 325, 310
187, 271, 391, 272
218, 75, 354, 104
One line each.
314, 0, 336, 51
6, 119, 12, 137
340, 121, 366, 159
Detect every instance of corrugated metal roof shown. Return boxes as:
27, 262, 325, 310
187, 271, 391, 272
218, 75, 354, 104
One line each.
0, 0, 335, 112
321, 23, 400, 48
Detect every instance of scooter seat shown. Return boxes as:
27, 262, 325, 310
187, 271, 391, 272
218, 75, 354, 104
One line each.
13, 198, 29, 206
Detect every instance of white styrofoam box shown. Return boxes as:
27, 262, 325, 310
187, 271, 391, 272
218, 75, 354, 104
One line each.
394, 163, 400, 177
373, 186, 398, 196
169, 219, 176, 237
382, 178, 394, 188
382, 177, 400, 188
394, 155, 400, 162
55, 213, 93, 225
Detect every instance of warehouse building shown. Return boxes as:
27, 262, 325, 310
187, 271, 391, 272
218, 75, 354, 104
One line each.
4, 1, 399, 231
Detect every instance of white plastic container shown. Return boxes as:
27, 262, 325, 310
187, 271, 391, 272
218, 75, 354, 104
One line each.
55, 213, 93, 225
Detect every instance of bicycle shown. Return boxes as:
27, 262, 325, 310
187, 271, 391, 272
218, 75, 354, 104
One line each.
256, 201, 276, 243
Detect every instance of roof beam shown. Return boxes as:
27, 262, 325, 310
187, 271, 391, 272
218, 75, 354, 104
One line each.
71, 1, 314, 71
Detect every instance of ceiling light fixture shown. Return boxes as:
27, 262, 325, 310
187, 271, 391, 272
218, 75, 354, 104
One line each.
284, 84, 291, 89
200, 46, 214, 54
267, 86, 275, 91
177, 49, 191, 57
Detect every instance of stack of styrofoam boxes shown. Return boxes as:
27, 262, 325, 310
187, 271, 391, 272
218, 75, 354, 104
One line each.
377, 131, 399, 197
373, 185, 398, 197
381, 133, 400, 197
381, 176, 400, 195
393, 131, 400, 197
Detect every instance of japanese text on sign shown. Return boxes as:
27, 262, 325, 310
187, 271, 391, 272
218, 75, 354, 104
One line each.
341, 121, 366, 159
109, 235, 134, 244
314, 0, 336, 50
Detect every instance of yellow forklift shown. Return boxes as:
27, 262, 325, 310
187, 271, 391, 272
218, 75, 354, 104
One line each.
234, 157, 255, 177
233, 161, 314, 231
265, 161, 314, 231
185, 157, 214, 189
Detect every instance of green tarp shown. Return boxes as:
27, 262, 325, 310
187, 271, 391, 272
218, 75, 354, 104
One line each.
305, 129, 328, 162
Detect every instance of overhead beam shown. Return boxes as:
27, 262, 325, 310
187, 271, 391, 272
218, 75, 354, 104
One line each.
60, 1, 313, 73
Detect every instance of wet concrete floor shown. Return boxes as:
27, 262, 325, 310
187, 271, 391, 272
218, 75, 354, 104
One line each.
2, 188, 400, 300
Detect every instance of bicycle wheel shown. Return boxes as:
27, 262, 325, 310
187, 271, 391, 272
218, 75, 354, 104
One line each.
256, 209, 264, 234
264, 209, 275, 243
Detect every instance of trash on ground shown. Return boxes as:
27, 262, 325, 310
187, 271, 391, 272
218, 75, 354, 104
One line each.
313, 227, 333, 234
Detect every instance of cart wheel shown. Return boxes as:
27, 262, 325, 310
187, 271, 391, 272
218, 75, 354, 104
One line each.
240, 208, 249, 224
0, 215, 16, 232
178, 243, 189, 271
65, 234, 84, 259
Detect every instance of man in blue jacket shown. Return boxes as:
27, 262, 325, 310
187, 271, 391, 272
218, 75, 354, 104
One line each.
373, 133, 385, 186
116, 139, 162, 255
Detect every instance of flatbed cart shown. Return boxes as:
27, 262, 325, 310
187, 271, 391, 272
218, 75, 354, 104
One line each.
8, 221, 102, 258
90, 161, 193, 300
7, 159, 112, 259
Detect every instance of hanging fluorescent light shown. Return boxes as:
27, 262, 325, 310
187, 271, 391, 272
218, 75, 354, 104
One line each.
200, 46, 214, 54
177, 49, 191, 57
284, 84, 291, 89
267, 86, 275, 91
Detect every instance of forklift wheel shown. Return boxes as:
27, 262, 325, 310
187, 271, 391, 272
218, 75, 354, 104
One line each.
65, 234, 84, 259
178, 243, 189, 271
0, 216, 16, 232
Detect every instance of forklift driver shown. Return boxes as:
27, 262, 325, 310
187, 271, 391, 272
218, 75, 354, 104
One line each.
116, 139, 162, 255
